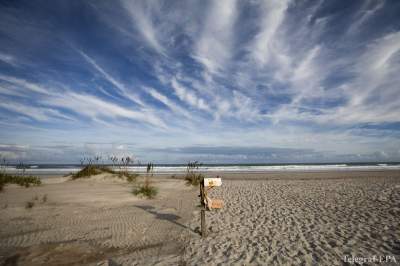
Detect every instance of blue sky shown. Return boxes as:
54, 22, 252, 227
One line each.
0, 0, 400, 163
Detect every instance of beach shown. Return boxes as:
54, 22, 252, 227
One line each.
0, 170, 399, 265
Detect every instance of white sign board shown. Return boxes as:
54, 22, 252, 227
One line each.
204, 178, 222, 187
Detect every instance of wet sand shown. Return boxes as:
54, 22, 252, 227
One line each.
0, 170, 399, 265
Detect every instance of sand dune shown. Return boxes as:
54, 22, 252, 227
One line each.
0, 176, 197, 265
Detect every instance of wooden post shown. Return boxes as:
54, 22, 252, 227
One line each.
200, 181, 206, 237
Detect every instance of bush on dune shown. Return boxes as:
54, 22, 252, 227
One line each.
184, 161, 204, 186
0, 172, 42, 191
124, 172, 139, 183
71, 165, 103, 179
133, 163, 157, 199
185, 172, 204, 186
132, 185, 158, 199
72, 165, 139, 182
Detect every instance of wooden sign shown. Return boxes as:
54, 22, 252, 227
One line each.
204, 177, 222, 187
209, 199, 224, 209
200, 176, 223, 237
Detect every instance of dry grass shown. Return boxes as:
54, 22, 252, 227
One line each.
184, 173, 204, 186
72, 165, 138, 182
132, 163, 157, 199
41, 194, 47, 203
133, 185, 158, 199
0, 173, 41, 192
184, 161, 204, 186
71, 165, 103, 179
25, 201, 34, 209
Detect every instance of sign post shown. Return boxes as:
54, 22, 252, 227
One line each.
200, 181, 206, 237
200, 177, 223, 238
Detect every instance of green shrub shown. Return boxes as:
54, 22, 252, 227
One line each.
125, 173, 139, 183
98, 166, 118, 174
72, 165, 138, 183
184, 173, 204, 186
0, 173, 41, 191
133, 185, 158, 199
72, 165, 102, 179
25, 201, 34, 209
184, 161, 204, 186
41, 194, 47, 203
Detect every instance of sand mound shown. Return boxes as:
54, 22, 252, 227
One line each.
72, 173, 128, 183
0, 178, 198, 265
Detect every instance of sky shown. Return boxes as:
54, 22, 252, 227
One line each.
0, 0, 400, 164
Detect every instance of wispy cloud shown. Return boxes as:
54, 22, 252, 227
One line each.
146, 87, 192, 119
249, 0, 290, 67
120, 0, 165, 55
78, 51, 145, 107
171, 78, 210, 112
193, 0, 238, 74
0, 52, 17, 66
0, 74, 51, 95
47, 92, 167, 128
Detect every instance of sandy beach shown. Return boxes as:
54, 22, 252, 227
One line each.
1, 170, 399, 265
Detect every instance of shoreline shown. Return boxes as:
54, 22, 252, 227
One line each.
8, 168, 400, 180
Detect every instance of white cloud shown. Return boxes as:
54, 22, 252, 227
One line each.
0, 101, 67, 121
79, 51, 145, 107
346, 0, 385, 35
0, 74, 50, 95
120, 0, 165, 55
171, 78, 210, 111
0, 52, 17, 66
194, 0, 238, 73
333, 31, 400, 124
47, 92, 167, 128
249, 0, 290, 66
146, 87, 192, 118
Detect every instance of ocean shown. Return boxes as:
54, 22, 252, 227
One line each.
3, 162, 400, 176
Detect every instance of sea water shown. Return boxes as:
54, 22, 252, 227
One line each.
3, 162, 400, 176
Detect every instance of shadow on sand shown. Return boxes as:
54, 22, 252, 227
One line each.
134, 205, 196, 233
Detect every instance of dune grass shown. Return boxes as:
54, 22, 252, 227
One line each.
133, 163, 157, 199
72, 165, 138, 182
124, 173, 139, 182
132, 184, 158, 199
25, 201, 34, 209
0, 172, 41, 192
184, 161, 204, 186
71, 165, 103, 179
184, 172, 204, 186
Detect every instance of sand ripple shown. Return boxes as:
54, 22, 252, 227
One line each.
184, 177, 400, 265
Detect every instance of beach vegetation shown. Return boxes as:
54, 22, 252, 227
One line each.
0, 172, 42, 191
72, 164, 103, 179
125, 172, 138, 182
25, 201, 34, 209
41, 194, 48, 203
0, 156, 7, 174
72, 156, 139, 182
0, 159, 41, 191
132, 182, 158, 199
132, 162, 157, 199
185, 161, 204, 186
